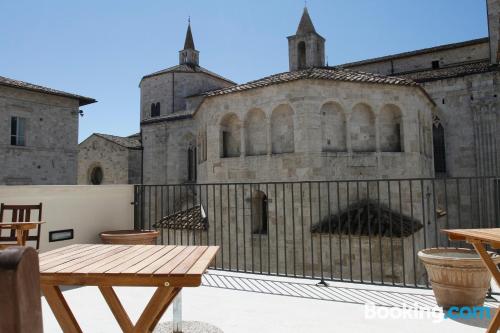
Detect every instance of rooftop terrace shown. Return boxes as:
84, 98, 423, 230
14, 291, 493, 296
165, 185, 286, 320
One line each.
41, 271, 500, 332
1, 182, 499, 332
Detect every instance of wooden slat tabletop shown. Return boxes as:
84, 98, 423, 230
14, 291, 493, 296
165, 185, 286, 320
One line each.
39, 244, 219, 287
442, 228, 500, 245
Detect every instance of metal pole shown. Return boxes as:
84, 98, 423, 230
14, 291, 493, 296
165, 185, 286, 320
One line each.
173, 291, 182, 333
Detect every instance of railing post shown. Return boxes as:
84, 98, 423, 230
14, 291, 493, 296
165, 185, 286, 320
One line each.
133, 185, 140, 230
173, 291, 182, 333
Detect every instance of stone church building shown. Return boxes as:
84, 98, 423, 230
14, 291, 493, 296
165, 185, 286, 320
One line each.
79, 0, 499, 185
78, 0, 500, 283
140, 9, 437, 186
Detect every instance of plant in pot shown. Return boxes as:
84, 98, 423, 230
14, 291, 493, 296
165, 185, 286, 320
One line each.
418, 247, 500, 309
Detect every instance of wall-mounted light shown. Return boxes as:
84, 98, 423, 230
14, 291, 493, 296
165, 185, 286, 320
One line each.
49, 229, 74, 242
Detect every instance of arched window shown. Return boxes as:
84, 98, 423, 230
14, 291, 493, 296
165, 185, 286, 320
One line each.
433, 120, 446, 174
90, 166, 103, 185
252, 190, 268, 234
245, 108, 267, 156
298, 41, 306, 70
220, 113, 241, 158
271, 105, 294, 154
350, 103, 376, 152
321, 102, 346, 152
380, 104, 403, 152
150, 102, 160, 117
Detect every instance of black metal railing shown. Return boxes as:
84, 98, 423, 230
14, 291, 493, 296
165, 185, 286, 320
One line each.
134, 177, 500, 289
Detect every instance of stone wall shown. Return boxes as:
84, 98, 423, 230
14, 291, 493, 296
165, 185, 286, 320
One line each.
488, 0, 500, 64
0, 86, 79, 185
140, 70, 234, 184
141, 118, 196, 184
140, 71, 233, 122
145, 181, 428, 285
422, 71, 500, 177
195, 79, 434, 183
128, 148, 143, 184
77, 135, 142, 185
343, 39, 490, 76
343, 36, 500, 178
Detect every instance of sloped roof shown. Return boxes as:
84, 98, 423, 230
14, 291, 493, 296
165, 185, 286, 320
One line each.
141, 64, 235, 85
0, 75, 96, 106
93, 133, 142, 149
202, 67, 419, 97
396, 60, 497, 83
341, 37, 490, 68
153, 205, 208, 231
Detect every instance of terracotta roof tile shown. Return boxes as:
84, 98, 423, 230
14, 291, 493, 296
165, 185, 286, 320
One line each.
93, 133, 142, 149
203, 67, 418, 97
0, 75, 96, 106
153, 205, 208, 231
395, 60, 497, 82
141, 64, 235, 85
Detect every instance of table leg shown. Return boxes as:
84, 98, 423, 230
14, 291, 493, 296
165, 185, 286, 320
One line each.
99, 286, 134, 333
43, 284, 181, 333
41, 284, 82, 333
15, 229, 27, 246
134, 286, 181, 333
471, 241, 500, 333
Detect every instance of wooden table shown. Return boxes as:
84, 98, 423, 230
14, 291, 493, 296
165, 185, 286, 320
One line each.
0, 221, 44, 248
39, 244, 219, 333
442, 228, 500, 333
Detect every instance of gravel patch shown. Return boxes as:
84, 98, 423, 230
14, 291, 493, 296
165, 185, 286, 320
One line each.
154, 321, 224, 333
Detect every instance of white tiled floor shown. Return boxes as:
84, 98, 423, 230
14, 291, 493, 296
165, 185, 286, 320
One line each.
42, 271, 499, 333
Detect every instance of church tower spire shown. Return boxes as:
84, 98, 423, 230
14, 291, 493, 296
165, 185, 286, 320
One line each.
179, 19, 199, 66
287, 7, 325, 71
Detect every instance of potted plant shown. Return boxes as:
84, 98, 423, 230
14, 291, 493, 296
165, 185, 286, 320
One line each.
418, 248, 500, 309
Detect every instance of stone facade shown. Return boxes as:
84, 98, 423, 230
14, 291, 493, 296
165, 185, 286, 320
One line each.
0, 80, 95, 185
139, 24, 235, 185
78, 133, 142, 185
133, 4, 500, 285
194, 79, 434, 183
343, 0, 500, 177
488, 0, 500, 64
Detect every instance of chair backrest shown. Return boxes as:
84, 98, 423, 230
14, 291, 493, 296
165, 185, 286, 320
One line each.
0, 247, 43, 333
0, 203, 42, 223
0, 203, 43, 249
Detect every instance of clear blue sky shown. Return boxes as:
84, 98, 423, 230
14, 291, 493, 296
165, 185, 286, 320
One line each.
0, 0, 488, 142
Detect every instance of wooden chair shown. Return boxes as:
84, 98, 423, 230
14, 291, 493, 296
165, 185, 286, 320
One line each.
0, 203, 43, 249
0, 247, 43, 333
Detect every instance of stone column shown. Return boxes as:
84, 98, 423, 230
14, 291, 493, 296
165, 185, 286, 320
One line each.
267, 117, 272, 155
240, 124, 246, 158
346, 113, 352, 153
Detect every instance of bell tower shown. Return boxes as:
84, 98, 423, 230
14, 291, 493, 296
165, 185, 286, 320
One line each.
287, 7, 325, 71
179, 20, 199, 66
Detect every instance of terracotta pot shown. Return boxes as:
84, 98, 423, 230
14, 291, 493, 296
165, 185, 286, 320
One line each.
418, 248, 500, 309
99, 230, 159, 245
